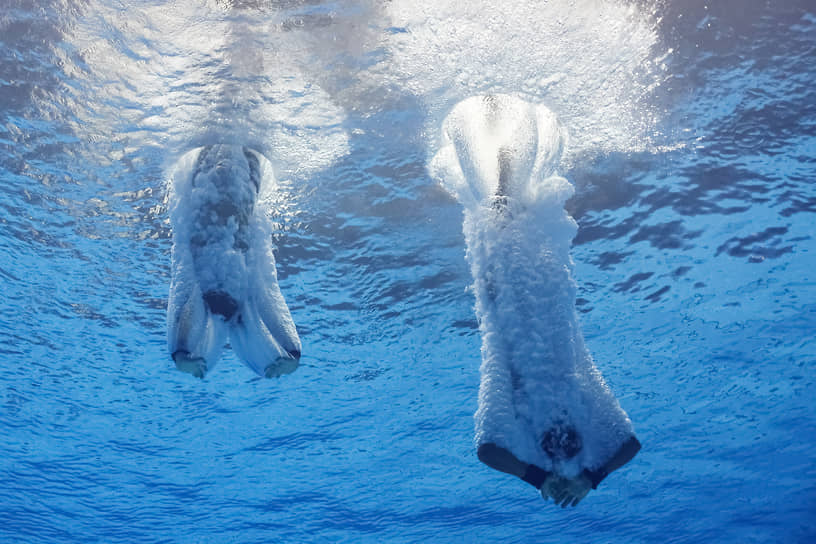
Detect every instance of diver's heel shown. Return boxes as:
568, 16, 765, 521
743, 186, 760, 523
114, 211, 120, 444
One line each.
230, 294, 301, 378
264, 355, 300, 379
172, 350, 208, 379
167, 281, 227, 378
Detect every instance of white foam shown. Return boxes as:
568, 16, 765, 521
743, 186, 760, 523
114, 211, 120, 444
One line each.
383, 0, 669, 164
430, 95, 567, 209
59, 1, 352, 175
431, 95, 635, 476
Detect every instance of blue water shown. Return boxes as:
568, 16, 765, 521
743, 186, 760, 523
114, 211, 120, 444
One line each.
1, 1, 814, 542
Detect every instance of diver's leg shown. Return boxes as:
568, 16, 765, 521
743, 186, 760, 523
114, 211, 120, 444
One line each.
167, 282, 226, 378
230, 290, 300, 378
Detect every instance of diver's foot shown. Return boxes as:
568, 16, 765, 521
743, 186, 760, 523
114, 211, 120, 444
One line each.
264, 354, 300, 378
172, 351, 207, 379
540, 473, 592, 508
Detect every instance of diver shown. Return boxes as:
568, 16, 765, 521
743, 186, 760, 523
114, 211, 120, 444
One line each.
478, 154, 641, 507
166, 145, 301, 379
431, 94, 642, 508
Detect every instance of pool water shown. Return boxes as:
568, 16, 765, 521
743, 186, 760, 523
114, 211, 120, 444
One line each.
1, 1, 814, 542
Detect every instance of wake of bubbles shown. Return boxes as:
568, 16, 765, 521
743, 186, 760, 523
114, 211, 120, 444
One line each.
42, 0, 670, 184
378, 0, 672, 166
51, 0, 370, 176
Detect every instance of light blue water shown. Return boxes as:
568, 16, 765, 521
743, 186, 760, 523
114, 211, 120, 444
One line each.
1, 1, 814, 542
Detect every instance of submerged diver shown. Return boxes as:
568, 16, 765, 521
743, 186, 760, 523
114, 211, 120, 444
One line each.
431, 94, 641, 507
166, 145, 301, 379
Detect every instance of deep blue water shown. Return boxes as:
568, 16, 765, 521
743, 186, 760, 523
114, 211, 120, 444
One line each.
1, 1, 814, 542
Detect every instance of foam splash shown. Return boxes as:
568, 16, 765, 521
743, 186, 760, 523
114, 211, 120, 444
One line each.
384, 0, 669, 164
430, 95, 568, 209
431, 95, 636, 476
166, 145, 301, 378
56, 0, 354, 175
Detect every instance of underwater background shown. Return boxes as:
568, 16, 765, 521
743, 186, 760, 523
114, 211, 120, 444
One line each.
1, 0, 814, 542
